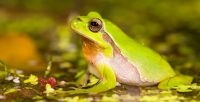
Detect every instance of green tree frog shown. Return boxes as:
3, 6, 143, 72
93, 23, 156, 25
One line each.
69, 12, 193, 94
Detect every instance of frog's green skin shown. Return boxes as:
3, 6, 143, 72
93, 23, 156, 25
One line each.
69, 12, 192, 94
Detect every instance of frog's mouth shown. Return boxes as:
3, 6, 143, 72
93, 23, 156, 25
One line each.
78, 31, 121, 53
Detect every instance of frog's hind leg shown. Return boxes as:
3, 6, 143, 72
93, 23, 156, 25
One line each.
158, 75, 193, 90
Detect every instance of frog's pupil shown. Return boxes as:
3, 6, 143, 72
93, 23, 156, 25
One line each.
91, 21, 98, 26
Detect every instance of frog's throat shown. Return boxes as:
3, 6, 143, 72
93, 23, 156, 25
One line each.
81, 36, 103, 62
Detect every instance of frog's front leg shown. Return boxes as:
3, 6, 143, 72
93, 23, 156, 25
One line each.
66, 64, 116, 94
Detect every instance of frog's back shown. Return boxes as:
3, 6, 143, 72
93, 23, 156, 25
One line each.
104, 19, 175, 83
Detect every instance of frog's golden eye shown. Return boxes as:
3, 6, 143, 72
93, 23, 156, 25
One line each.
89, 18, 102, 32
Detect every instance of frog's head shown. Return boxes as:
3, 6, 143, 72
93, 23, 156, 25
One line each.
70, 12, 108, 47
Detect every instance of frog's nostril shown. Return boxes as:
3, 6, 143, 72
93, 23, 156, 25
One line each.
77, 17, 82, 21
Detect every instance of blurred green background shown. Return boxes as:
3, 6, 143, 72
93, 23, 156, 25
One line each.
0, 0, 199, 76
0, 0, 200, 101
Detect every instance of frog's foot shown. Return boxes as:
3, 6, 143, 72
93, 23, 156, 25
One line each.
158, 75, 193, 90
66, 65, 117, 95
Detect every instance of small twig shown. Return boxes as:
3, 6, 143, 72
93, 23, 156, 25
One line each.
44, 56, 53, 78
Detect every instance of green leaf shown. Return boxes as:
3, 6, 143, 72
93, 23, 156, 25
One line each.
23, 74, 38, 85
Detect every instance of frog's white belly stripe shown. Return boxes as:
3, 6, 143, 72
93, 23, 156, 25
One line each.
92, 52, 157, 86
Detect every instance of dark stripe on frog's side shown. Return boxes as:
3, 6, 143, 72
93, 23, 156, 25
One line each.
102, 31, 121, 56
